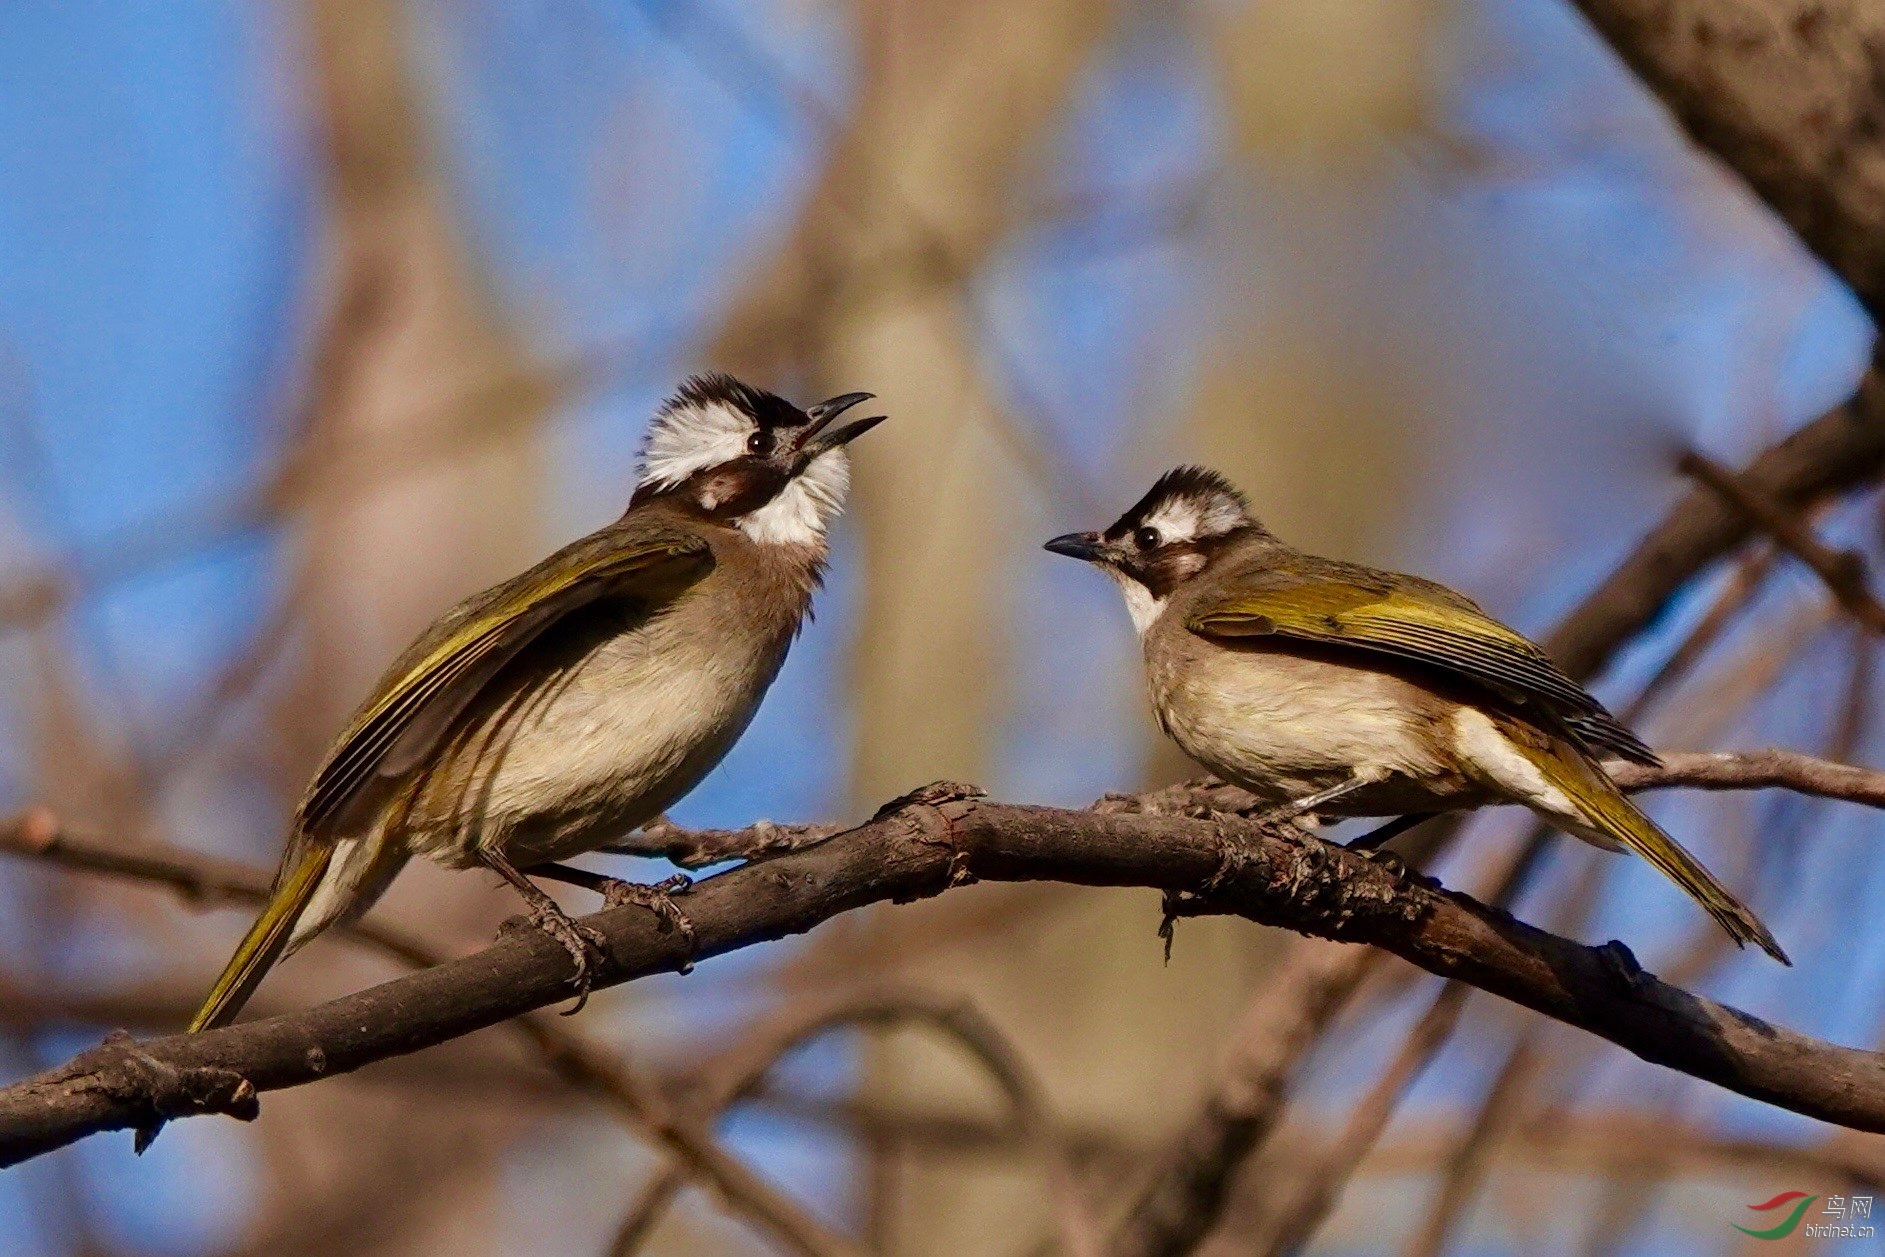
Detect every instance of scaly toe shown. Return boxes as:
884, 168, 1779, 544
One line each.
523, 904, 607, 1014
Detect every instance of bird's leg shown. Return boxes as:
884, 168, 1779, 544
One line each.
527, 861, 624, 898
481, 851, 609, 1014
1255, 775, 1374, 828
1343, 814, 1433, 881
527, 861, 698, 964
1344, 812, 1432, 852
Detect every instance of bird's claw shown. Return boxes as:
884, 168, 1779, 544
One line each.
522, 900, 609, 1015
1354, 846, 1409, 879
601, 873, 698, 971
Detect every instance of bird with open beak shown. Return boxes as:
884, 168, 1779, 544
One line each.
1047, 465, 1787, 963
191, 374, 887, 1033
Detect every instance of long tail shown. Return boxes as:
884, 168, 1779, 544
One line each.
1525, 736, 1790, 965
188, 844, 334, 1033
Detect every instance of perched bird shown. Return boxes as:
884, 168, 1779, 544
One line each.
191, 374, 886, 1032
1045, 465, 1787, 963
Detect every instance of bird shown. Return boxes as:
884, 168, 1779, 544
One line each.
190, 374, 887, 1032
1045, 465, 1788, 964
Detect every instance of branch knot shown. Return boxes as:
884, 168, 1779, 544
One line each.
66, 1031, 260, 1153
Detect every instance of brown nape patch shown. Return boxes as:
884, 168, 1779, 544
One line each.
1121, 529, 1250, 599
636, 457, 787, 520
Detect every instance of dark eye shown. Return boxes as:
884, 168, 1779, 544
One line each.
746, 429, 772, 456
1134, 526, 1161, 551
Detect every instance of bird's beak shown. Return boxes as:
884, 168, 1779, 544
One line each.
1044, 531, 1108, 563
797, 391, 885, 462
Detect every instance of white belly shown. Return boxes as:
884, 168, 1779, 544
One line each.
1149, 641, 1451, 806
410, 597, 790, 866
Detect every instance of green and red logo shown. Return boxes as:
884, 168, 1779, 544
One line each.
1734, 1192, 1818, 1240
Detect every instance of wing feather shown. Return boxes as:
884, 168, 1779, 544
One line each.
1186, 561, 1658, 766
295, 522, 713, 835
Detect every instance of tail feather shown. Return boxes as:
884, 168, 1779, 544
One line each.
1527, 738, 1790, 965
189, 844, 334, 1033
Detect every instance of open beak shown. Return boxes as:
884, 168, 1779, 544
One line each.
797, 391, 885, 461
1043, 531, 1108, 563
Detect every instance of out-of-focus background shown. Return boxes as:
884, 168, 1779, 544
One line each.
0, 2, 1878, 1254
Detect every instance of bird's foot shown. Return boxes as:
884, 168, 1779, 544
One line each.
1353, 846, 1409, 879
601, 873, 698, 972
521, 899, 609, 1016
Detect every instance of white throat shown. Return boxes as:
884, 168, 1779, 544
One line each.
737, 448, 851, 547
1107, 568, 1169, 635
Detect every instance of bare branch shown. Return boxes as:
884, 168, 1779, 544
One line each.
0, 808, 855, 1257
1251, 982, 1471, 1257
1606, 748, 1885, 808
613, 988, 1099, 1257
8, 790, 1885, 1184
605, 816, 842, 870
1106, 941, 1381, 1257
1679, 449, 1885, 633
1546, 378, 1885, 678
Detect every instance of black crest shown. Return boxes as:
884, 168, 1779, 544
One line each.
667, 372, 806, 431
1106, 465, 1252, 540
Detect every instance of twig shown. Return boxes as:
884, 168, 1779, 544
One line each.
1364, 1114, 1885, 1192
1135, 749, 1885, 825
1398, 854, 1618, 1257
604, 816, 842, 869
612, 988, 1100, 1257
1107, 941, 1380, 1257
1605, 748, 1885, 807
1679, 450, 1885, 633
1547, 379, 1885, 678
1253, 982, 1470, 1257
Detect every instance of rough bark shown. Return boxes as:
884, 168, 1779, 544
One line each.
7, 787, 1885, 1167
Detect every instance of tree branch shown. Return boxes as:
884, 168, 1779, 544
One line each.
1606, 748, 1885, 806
0, 808, 856, 1257
1546, 377, 1885, 679
613, 987, 1098, 1257
8, 780, 1885, 1172
1678, 449, 1885, 633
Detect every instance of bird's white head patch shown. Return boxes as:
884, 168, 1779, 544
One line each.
1118, 466, 1254, 550
1045, 466, 1262, 634
634, 374, 870, 549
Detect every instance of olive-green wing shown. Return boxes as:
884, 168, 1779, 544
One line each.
1185, 560, 1657, 764
294, 522, 713, 837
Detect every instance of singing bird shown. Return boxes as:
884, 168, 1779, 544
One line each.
191, 374, 887, 1032
1046, 466, 1787, 963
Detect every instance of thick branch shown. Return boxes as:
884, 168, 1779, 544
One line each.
1568, 0, 1885, 316
8, 786, 1885, 1168
0, 808, 854, 1257
1547, 379, 1885, 678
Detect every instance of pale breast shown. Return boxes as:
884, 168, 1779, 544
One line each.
407, 549, 807, 867
1144, 624, 1464, 814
